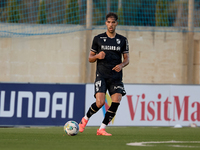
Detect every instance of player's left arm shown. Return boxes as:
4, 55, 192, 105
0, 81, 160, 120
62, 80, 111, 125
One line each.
112, 52, 129, 72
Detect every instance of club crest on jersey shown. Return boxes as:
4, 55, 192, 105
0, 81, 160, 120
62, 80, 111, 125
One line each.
100, 37, 107, 42
116, 39, 121, 44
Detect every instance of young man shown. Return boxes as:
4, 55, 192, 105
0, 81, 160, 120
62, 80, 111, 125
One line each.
79, 12, 129, 136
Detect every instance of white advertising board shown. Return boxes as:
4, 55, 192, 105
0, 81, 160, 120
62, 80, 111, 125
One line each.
85, 84, 200, 126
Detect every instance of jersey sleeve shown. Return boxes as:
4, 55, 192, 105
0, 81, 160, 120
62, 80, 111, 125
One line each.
91, 36, 98, 53
122, 38, 129, 54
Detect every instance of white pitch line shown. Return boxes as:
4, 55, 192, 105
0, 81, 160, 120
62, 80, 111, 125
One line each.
127, 140, 200, 148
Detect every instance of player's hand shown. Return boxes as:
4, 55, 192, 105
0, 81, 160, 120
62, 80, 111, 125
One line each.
97, 51, 106, 60
112, 64, 123, 72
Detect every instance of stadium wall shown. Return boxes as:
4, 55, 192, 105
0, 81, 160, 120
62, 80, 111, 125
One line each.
1, 26, 200, 84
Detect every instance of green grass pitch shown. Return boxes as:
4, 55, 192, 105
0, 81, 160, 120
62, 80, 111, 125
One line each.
0, 126, 200, 150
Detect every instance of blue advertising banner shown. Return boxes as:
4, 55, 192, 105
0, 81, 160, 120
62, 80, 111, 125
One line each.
0, 83, 85, 126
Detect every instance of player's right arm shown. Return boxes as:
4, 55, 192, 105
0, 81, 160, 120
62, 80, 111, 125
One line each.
89, 35, 106, 63
88, 51, 105, 63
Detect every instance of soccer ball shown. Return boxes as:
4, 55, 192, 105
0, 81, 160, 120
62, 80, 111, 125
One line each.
64, 121, 79, 136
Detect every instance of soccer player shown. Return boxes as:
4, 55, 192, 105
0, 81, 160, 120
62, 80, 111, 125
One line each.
79, 12, 129, 136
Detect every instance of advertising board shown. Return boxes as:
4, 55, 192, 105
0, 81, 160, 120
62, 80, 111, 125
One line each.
86, 84, 200, 126
0, 83, 85, 126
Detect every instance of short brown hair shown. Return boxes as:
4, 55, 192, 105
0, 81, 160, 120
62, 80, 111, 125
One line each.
106, 12, 118, 21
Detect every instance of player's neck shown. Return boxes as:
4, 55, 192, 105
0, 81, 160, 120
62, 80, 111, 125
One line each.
106, 31, 116, 38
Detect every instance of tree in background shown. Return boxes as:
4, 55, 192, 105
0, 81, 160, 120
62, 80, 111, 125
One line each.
93, 0, 120, 25
92, 0, 107, 25
7, 0, 20, 23
173, 0, 188, 27
156, 0, 169, 26
117, 0, 124, 25
123, 0, 143, 26
64, 0, 80, 24
37, 0, 47, 24
93, 2, 103, 25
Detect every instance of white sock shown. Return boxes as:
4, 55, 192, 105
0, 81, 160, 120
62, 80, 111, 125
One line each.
99, 123, 107, 130
84, 115, 89, 121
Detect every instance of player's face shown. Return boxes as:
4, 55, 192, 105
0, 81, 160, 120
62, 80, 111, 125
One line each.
106, 17, 118, 34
